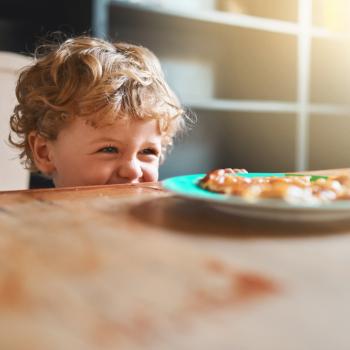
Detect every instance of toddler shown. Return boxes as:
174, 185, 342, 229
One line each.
9, 35, 186, 187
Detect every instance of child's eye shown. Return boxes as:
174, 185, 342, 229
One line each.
98, 146, 119, 153
140, 148, 159, 156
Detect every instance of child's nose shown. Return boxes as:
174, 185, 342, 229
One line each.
118, 159, 143, 182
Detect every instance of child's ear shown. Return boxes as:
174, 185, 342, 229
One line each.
28, 132, 56, 175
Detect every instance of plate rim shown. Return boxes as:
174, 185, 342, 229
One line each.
161, 173, 350, 212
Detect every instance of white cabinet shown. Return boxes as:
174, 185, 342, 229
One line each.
93, 0, 350, 176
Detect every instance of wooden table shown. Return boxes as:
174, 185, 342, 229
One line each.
1, 169, 350, 350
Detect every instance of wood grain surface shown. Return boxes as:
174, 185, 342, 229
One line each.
0, 170, 350, 350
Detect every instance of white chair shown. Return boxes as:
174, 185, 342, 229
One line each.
0, 51, 32, 191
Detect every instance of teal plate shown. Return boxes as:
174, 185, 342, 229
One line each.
162, 173, 350, 222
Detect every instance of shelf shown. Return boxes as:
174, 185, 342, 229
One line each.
110, 0, 298, 35
184, 98, 350, 116
309, 104, 350, 116
311, 27, 350, 40
110, 0, 349, 39
185, 99, 297, 113
216, 0, 298, 23
106, 0, 350, 172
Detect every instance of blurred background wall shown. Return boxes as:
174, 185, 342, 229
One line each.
1, 0, 94, 188
1, 0, 350, 187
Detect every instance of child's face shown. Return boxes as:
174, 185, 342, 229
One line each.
42, 118, 162, 187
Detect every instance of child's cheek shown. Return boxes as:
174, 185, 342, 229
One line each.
143, 164, 159, 182
87, 165, 116, 185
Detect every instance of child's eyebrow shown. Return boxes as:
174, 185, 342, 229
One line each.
90, 137, 122, 144
90, 138, 161, 148
143, 142, 161, 148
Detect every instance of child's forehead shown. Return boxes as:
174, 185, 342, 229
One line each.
77, 117, 162, 141
92, 117, 159, 131
56, 117, 164, 148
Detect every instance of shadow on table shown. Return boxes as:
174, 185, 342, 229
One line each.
129, 196, 350, 239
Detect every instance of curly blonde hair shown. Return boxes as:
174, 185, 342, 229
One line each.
9, 35, 186, 171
